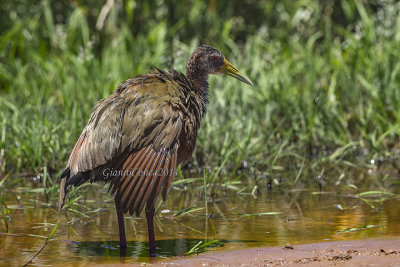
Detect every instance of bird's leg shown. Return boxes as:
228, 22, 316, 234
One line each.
115, 201, 127, 252
146, 206, 156, 256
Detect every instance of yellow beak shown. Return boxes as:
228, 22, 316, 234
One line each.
218, 58, 253, 86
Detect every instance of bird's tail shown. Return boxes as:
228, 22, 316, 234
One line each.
58, 168, 70, 210
58, 168, 91, 210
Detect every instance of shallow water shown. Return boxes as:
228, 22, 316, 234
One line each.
1, 184, 400, 266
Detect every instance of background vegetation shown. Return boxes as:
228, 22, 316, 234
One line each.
1, 0, 400, 201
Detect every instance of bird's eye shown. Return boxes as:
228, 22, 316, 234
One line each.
211, 55, 220, 63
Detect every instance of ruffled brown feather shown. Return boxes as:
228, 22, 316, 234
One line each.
58, 66, 206, 215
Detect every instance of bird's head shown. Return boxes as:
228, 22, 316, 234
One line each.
186, 45, 253, 86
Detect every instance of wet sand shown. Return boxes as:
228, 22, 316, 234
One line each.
96, 238, 400, 266
159, 238, 400, 266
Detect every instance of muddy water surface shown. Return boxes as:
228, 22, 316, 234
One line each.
1, 184, 400, 266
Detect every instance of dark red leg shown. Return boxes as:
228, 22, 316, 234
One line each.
115, 201, 127, 249
146, 206, 156, 256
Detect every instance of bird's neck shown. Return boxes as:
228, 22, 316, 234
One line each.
186, 65, 209, 96
187, 75, 209, 94
185, 67, 209, 118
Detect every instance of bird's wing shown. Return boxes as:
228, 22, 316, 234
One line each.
62, 75, 186, 215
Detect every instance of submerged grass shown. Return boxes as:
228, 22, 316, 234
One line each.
184, 239, 220, 255
0, 0, 400, 210
23, 223, 58, 267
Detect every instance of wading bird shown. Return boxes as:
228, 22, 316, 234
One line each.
58, 45, 253, 256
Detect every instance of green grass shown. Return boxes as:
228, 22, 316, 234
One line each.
1, 0, 400, 207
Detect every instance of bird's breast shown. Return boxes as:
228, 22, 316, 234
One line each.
174, 93, 206, 165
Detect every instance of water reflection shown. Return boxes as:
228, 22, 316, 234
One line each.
67, 238, 238, 258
